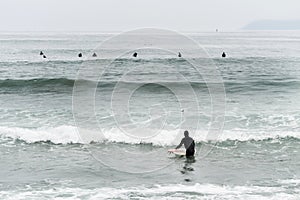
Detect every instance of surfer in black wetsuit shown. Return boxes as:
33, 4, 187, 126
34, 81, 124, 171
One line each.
175, 130, 195, 157
222, 52, 226, 58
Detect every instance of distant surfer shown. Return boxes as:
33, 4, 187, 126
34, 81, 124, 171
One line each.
175, 130, 195, 157
178, 52, 182, 57
43, 55, 47, 59
222, 52, 226, 58
92, 52, 97, 57
40, 51, 44, 56
78, 53, 83, 58
133, 52, 138, 57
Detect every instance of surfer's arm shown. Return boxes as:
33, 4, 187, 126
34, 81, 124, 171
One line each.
175, 139, 184, 149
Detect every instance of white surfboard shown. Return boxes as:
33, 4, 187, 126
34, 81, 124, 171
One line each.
168, 148, 186, 156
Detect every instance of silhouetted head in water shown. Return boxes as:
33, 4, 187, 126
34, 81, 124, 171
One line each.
40, 51, 44, 56
92, 53, 97, 57
133, 52, 138, 57
178, 52, 182, 57
78, 53, 82, 58
43, 55, 46, 58
184, 130, 189, 137
222, 52, 226, 58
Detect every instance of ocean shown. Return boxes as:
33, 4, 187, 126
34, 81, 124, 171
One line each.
0, 30, 300, 199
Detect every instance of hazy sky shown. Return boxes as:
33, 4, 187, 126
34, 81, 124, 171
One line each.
0, 0, 299, 32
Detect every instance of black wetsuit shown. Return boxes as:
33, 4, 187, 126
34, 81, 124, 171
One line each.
176, 136, 195, 157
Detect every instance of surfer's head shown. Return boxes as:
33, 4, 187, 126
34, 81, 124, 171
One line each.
184, 130, 189, 137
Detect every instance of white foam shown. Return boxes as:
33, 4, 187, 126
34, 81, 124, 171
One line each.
0, 183, 299, 200
217, 128, 300, 142
0, 126, 81, 144
0, 125, 300, 145
278, 179, 300, 185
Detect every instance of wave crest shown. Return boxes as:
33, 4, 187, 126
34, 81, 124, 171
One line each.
1, 126, 300, 145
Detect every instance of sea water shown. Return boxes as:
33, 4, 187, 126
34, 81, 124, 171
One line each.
0, 31, 300, 199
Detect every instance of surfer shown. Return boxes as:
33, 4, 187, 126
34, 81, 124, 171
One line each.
78, 53, 83, 58
222, 52, 226, 58
178, 52, 182, 57
133, 52, 138, 57
175, 130, 195, 157
40, 51, 44, 55
92, 53, 97, 57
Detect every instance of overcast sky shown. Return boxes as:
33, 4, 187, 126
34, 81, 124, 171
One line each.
0, 0, 299, 32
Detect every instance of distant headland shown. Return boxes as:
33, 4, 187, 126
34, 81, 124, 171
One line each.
243, 20, 300, 30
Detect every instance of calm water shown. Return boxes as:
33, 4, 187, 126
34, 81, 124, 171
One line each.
0, 31, 300, 199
